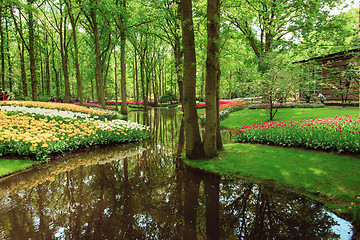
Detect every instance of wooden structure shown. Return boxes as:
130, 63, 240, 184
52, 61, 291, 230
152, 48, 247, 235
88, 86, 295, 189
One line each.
297, 48, 360, 102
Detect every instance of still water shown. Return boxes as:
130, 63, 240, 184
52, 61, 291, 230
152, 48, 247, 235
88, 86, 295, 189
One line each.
0, 108, 356, 239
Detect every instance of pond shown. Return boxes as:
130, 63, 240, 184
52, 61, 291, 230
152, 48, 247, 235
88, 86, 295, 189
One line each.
0, 108, 356, 239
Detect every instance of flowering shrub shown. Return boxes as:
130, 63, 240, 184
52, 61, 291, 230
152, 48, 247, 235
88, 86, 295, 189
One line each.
249, 102, 325, 109
234, 115, 360, 153
0, 101, 107, 115
0, 104, 149, 161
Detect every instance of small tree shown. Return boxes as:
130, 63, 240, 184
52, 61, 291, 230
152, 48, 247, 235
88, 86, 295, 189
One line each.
336, 67, 360, 103
257, 55, 301, 120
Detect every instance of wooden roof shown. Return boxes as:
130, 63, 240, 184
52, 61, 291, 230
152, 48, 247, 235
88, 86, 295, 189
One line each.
295, 48, 360, 64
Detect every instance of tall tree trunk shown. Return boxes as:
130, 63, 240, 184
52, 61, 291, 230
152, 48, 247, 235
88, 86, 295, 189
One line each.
66, 0, 83, 105
5, 18, 12, 92
228, 71, 232, 99
0, 8, 5, 90
60, 45, 70, 103
181, 0, 204, 159
40, 55, 44, 93
18, 40, 27, 97
158, 63, 162, 98
15, 10, 28, 98
102, 51, 111, 94
153, 67, 159, 103
91, 77, 94, 100
52, 43, 60, 100
59, 14, 71, 103
144, 68, 150, 110
120, 0, 128, 115
114, 47, 119, 111
28, 0, 37, 101
216, 61, 223, 150
175, 0, 183, 106
201, 71, 205, 101
91, 8, 105, 108
140, 57, 146, 108
45, 35, 50, 95
135, 52, 139, 103
135, 51, 139, 103
204, 0, 219, 158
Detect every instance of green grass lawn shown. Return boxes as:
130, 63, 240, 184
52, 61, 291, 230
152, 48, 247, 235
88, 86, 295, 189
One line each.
221, 107, 360, 129
0, 159, 39, 177
187, 107, 360, 220
185, 143, 360, 216
186, 143, 360, 202
197, 108, 206, 115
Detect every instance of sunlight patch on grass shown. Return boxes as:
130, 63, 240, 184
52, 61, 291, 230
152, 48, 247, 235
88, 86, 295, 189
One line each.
0, 159, 39, 176
185, 143, 360, 203
309, 168, 326, 176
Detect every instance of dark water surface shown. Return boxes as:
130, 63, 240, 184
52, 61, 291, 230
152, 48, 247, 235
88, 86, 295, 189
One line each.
0, 108, 355, 239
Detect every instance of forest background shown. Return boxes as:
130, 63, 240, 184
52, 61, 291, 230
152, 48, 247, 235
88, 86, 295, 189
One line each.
0, 0, 359, 109
0, 0, 360, 158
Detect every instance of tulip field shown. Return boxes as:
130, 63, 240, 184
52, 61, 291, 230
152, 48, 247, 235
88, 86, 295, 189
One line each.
0, 101, 149, 161
235, 114, 360, 153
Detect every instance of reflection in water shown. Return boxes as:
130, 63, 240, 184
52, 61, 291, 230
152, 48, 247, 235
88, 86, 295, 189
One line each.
0, 108, 355, 239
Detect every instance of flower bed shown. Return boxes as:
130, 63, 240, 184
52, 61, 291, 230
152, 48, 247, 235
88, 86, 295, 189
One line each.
179, 101, 232, 111
219, 101, 249, 112
0, 101, 107, 115
249, 102, 325, 109
0, 103, 149, 161
73, 102, 117, 112
0, 105, 95, 120
91, 101, 159, 106
234, 115, 360, 153
199, 101, 249, 124
325, 101, 359, 107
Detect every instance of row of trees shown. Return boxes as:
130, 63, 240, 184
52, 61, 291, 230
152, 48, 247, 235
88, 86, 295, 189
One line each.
0, 0, 358, 158
0, 0, 357, 103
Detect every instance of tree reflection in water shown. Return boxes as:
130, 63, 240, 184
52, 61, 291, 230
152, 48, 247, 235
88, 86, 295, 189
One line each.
0, 109, 353, 239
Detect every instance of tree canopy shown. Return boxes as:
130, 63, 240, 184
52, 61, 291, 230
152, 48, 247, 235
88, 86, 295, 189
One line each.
0, 0, 357, 103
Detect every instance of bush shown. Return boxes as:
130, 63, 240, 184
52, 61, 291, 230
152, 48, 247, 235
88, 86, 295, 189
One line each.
325, 101, 359, 107
249, 102, 325, 109
160, 91, 176, 103
167, 102, 181, 108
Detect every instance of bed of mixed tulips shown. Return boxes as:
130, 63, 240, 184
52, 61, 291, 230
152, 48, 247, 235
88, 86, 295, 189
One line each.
0, 101, 108, 115
234, 115, 360, 153
199, 101, 249, 124
0, 101, 149, 161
